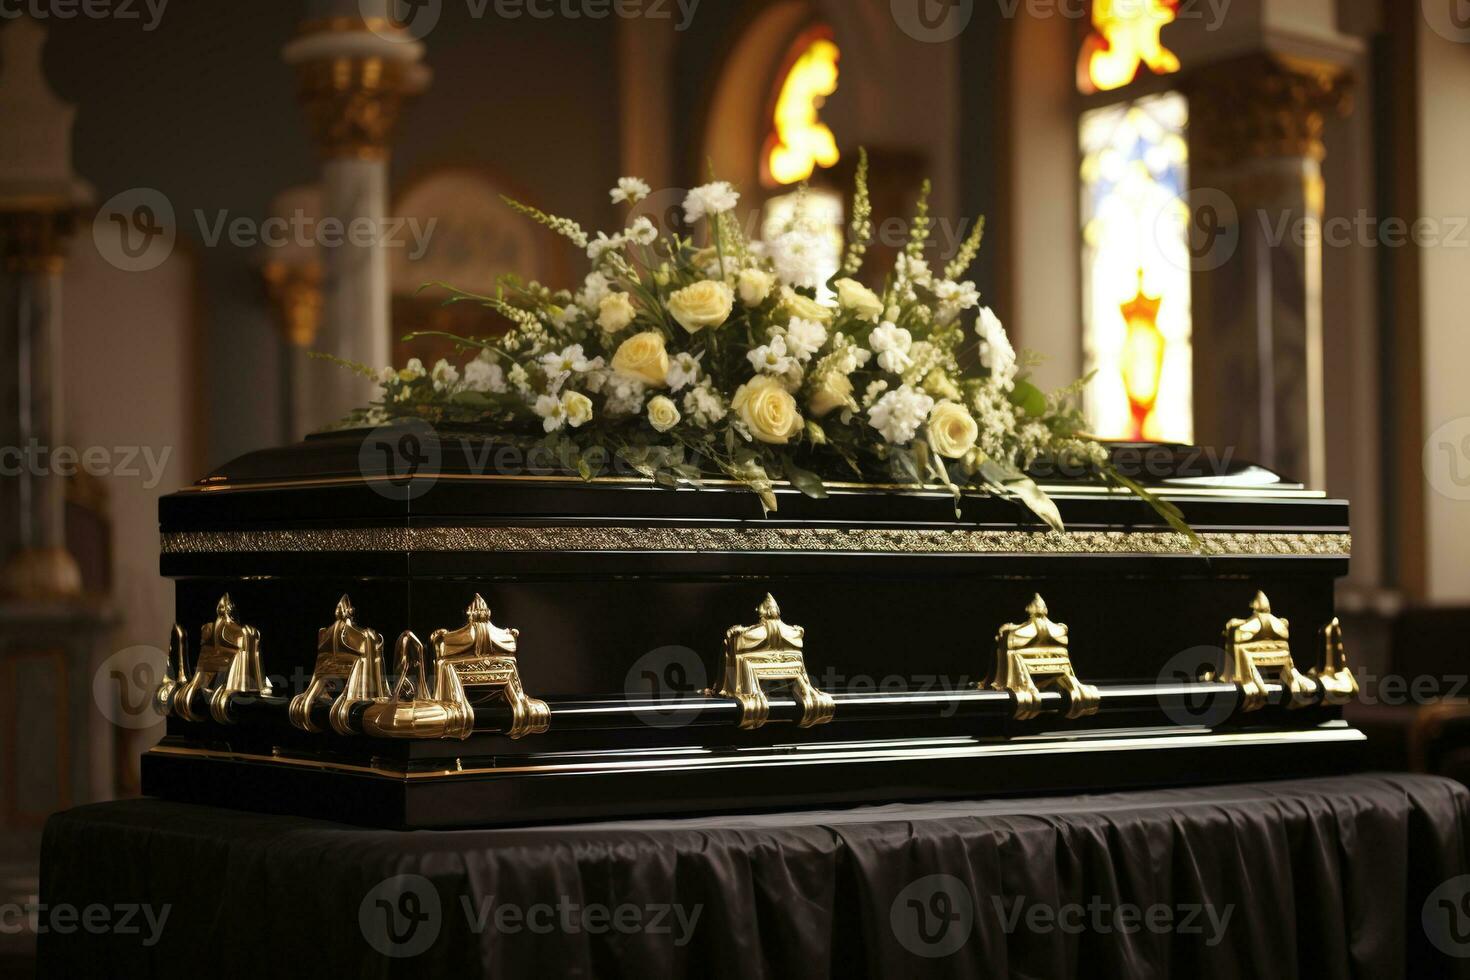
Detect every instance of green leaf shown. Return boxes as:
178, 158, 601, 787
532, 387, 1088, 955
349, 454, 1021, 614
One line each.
1010, 380, 1047, 418
805, 420, 827, 446
785, 463, 829, 500
1105, 466, 1200, 547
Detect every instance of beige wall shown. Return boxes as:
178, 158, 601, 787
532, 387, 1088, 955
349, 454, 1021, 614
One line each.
1417, 21, 1470, 603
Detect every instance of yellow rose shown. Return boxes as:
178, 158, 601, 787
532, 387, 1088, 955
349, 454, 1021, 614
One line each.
610, 331, 670, 387
779, 287, 834, 323
563, 391, 594, 428
646, 395, 681, 433
738, 268, 775, 306
806, 371, 854, 418
732, 375, 803, 445
666, 280, 734, 333
833, 278, 884, 321
927, 400, 979, 459
597, 292, 636, 333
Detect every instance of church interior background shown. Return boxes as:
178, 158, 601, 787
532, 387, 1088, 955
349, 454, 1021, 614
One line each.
1, 0, 1469, 971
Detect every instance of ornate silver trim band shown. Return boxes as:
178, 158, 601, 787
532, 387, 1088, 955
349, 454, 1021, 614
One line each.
160, 526, 1351, 558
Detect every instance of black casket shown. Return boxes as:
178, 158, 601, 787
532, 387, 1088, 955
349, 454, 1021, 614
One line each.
143, 429, 1362, 828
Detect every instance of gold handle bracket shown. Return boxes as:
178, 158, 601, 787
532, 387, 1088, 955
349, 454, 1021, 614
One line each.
173, 594, 265, 724
1311, 617, 1359, 706
154, 623, 188, 718
288, 595, 388, 736
1206, 591, 1318, 712
982, 594, 1100, 721
709, 594, 835, 731
360, 594, 548, 740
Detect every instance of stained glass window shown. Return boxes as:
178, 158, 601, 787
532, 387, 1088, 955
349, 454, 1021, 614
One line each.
1079, 90, 1193, 443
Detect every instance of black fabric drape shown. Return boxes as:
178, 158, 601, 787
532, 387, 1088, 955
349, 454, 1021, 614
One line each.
37, 773, 1470, 979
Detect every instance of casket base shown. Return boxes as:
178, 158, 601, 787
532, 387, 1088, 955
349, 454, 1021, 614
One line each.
141, 722, 1365, 829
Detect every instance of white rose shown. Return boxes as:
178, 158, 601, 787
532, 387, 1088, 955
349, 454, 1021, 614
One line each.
646, 395, 681, 433
598, 292, 636, 333
807, 371, 854, 418
666, 280, 734, 333
833, 278, 884, 321
731, 375, 804, 445
926, 400, 979, 458
738, 268, 775, 306
610, 331, 671, 387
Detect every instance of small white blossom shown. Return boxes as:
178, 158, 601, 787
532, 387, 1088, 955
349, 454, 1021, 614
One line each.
976, 306, 1017, 387
665, 351, 703, 393
747, 334, 799, 380
934, 279, 981, 325
508, 363, 531, 395
682, 381, 727, 427
862, 379, 889, 408
431, 359, 460, 391
610, 177, 651, 204
539, 344, 593, 392
587, 231, 626, 262
768, 229, 826, 290
463, 353, 506, 394
377, 366, 397, 385
603, 375, 648, 415
400, 358, 426, 381
683, 181, 740, 223
625, 215, 658, 246
869, 321, 914, 375
534, 390, 594, 433
578, 271, 612, 310
867, 384, 935, 446
780, 317, 828, 362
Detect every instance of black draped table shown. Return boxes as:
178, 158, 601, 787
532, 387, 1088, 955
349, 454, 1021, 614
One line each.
37, 773, 1470, 979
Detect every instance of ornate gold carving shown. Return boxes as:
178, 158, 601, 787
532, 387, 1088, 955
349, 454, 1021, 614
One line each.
154, 624, 188, 717
174, 595, 265, 724
289, 595, 387, 736
983, 595, 1100, 721
291, 56, 423, 160
260, 259, 323, 348
1207, 591, 1317, 712
1186, 54, 1352, 169
1311, 617, 1359, 706
159, 526, 1353, 559
360, 595, 548, 740
710, 594, 834, 731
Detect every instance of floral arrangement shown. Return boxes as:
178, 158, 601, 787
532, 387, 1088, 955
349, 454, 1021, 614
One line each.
332, 153, 1187, 534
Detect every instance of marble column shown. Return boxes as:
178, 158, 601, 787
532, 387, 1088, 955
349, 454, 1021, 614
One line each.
1185, 55, 1350, 490
0, 19, 92, 598
281, 7, 428, 430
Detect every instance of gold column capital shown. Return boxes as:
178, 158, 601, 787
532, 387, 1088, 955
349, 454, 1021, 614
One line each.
291, 54, 425, 161
261, 259, 324, 348
1184, 54, 1353, 170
